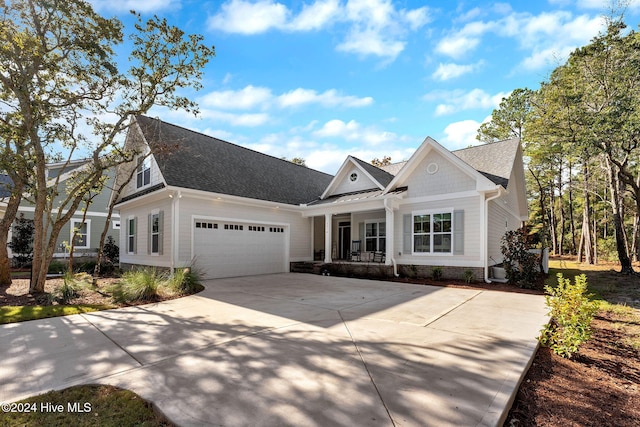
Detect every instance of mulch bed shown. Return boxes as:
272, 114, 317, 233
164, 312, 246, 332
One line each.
505, 312, 640, 426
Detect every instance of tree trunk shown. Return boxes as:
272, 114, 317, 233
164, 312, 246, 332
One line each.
0, 185, 23, 285
605, 157, 634, 274
568, 160, 577, 254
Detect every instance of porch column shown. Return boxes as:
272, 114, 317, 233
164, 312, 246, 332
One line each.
385, 203, 394, 266
324, 214, 332, 263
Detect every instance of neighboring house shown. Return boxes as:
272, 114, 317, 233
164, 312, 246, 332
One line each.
115, 116, 528, 282
0, 174, 12, 220
6, 160, 120, 261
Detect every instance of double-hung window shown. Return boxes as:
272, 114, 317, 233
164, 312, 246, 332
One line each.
127, 218, 136, 254
365, 221, 386, 252
151, 213, 160, 254
136, 157, 151, 188
71, 219, 90, 249
413, 212, 452, 254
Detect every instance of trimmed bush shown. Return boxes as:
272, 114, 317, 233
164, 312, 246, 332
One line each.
539, 273, 599, 358
431, 266, 443, 280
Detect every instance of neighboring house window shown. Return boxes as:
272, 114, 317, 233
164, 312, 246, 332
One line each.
127, 217, 137, 254
365, 221, 386, 252
71, 219, 90, 249
136, 157, 151, 188
413, 212, 452, 254
148, 211, 163, 255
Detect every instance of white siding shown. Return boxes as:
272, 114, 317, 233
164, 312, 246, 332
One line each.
177, 196, 312, 267
331, 167, 380, 195
405, 151, 476, 199
394, 195, 482, 267
119, 196, 172, 268
487, 199, 521, 266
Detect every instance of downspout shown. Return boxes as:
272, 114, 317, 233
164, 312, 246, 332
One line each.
384, 198, 400, 277
484, 188, 504, 283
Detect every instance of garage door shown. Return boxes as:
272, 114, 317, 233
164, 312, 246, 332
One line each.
193, 220, 287, 279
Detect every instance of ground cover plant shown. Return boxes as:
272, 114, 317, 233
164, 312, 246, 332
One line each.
0, 385, 174, 427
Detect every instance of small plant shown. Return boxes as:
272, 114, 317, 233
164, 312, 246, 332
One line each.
539, 273, 600, 358
56, 272, 90, 304
431, 266, 443, 280
462, 269, 475, 284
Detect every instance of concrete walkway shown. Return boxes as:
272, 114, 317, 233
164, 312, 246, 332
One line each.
0, 274, 548, 426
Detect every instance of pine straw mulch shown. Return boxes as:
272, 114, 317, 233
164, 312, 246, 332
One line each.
505, 309, 640, 426
0, 277, 184, 307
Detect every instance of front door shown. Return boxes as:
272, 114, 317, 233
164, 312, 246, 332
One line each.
338, 222, 351, 260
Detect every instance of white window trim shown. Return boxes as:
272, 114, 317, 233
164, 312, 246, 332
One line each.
127, 217, 136, 254
364, 219, 386, 253
150, 211, 160, 255
136, 156, 151, 189
411, 209, 454, 256
70, 218, 91, 249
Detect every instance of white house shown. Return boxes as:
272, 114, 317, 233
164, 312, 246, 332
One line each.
114, 115, 528, 282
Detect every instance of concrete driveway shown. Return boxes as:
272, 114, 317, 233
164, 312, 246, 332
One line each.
0, 273, 548, 426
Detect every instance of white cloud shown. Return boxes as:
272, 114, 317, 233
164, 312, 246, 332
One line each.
440, 120, 482, 150
208, 0, 289, 34
200, 85, 373, 112
200, 110, 270, 127
288, 0, 341, 31
209, 0, 431, 61
435, 35, 481, 59
313, 119, 405, 146
277, 88, 373, 108
435, 8, 606, 70
89, 0, 178, 12
200, 85, 273, 110
431, 62, 481, 81
427, 89, 509, 116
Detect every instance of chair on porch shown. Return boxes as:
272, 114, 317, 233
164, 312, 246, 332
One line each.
351, 240, 362, 262
373, 251, 385, 263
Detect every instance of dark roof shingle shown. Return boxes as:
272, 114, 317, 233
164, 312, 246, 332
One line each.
136, 116, 333, 205
452, 138, 520, 188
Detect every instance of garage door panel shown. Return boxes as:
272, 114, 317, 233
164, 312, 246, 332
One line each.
193, 221, 286, 279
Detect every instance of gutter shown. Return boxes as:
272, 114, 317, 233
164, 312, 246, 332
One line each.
484, 188, 504, 283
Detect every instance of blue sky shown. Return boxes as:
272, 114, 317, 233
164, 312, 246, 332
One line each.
90, 0, 640, 174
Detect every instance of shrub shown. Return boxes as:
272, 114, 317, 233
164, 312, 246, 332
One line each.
8, 213, 34, 268
167, 267, 202, 294
462, 269, 475, 284
431, 266, 443, 280
103, 236, 119, 263
539, 273, 599, 358
48, 261, 67, 274
110, 268, 165, 303
500, 228, 540, 288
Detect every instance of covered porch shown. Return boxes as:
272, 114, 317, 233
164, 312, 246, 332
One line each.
302, 189, 406, 267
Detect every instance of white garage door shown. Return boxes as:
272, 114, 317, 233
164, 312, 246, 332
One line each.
193, 220, 287, 279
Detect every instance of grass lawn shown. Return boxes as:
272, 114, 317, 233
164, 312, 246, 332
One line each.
0, 385, 174, 427
0, 304, 115, 324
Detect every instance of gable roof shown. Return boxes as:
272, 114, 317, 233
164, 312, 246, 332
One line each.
135, 115, 333, 205
452, 138, 520, 188
350, 157, 395, 187
380, 138, 520, 189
